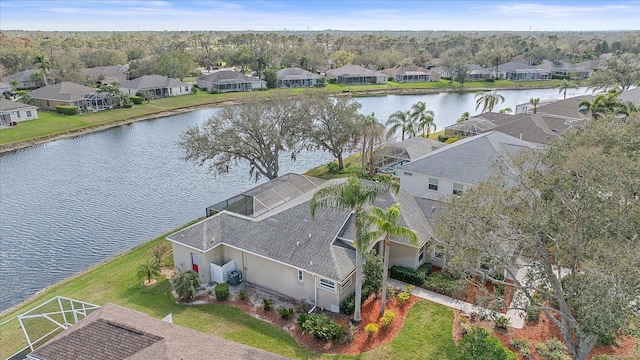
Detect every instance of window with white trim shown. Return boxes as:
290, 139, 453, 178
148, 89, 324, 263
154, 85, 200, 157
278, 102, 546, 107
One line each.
433, 249, 445, 262
341, 277, 352, 291
453, 183, 464, 196
297, 269, 303, 283
26, 111, 32, 117
418, 244, 426, 262
428, 178, 438, 191
319, 278, 336, 292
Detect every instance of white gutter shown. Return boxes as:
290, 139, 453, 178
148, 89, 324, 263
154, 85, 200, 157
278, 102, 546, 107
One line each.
308, 275, 318, 314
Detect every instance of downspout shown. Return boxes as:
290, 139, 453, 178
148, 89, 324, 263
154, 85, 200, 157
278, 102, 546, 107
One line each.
308, 275, 318, 314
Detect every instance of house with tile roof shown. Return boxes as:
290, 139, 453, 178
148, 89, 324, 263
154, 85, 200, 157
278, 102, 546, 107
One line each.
325, 65, 387, 85
0, 98, 38, 126
27, 303, 288, 360
197, 70, 266, 93
277, 67, 322, 88
2, 69, 44, 90
167, 173, 437, 312
29, 82, 109, 111
120, 75, 191, 98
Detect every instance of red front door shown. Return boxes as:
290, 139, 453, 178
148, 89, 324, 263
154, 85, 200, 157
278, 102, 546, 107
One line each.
191, 253, 199, 272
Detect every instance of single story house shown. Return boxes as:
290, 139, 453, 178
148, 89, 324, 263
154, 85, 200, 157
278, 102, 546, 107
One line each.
28, 303, 288, 360
400, 131, 544, 200
0, 81, 12, 94
375, 137, 445, 175
498, 61, 551, 81
537, 60, 591, 80
468, 64, 492, 81
0, 98, 38, 126
326, 65, 387, 85
197, 70, 266, 93
381, 65, 440, 83
2, 69, 43, 90
82, 64, 128, 85
30, 82, 110, 111
168, 173, 436, 313
277, 67, 322, 88
120, 75, 191, 98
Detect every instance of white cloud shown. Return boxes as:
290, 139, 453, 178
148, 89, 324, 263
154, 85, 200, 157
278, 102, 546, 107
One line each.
487, 2, 634, 18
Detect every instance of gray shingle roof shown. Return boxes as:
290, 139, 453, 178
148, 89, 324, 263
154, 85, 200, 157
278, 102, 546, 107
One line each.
619, 87, 640, 106
168, 198, 356, 282
29, 303, 289, 360
121, 75, 187, 90
82, 65, 128, 78
277, 67, 321, 81
326, 65, 385, 78
0, 98, 36, 111
379, 137, 445, 161
198, 70, 262, 83
30, 82, 97, 101
3, 69, 40, 82
497, 61, 535, 72
400, 131, 543, 185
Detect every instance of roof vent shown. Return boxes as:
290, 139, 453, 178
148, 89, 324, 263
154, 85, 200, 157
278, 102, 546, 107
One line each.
296, 241, 300, 247
310, 261, 313, 266
308, 233, 312, 239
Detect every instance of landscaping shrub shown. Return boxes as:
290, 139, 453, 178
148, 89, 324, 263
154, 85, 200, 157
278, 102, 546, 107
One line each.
172, 270, 201, 300
364, 323, 379, 336
123, 103, 133, 108
238, 289, 248, 301
389, 262, 431, 286
326, 161, 340, 174
261, 298, 274, 311
380, 310, 395, 328
300, 313, 346, 343
536, 338, 569, 360
510, 339, 531, 358
55, 105, 79, 115
129, 95, 143, 104
526, 305, 540, 323
598, 332, 617, 346
386, 283, 402, 301
495, 316, 510, 330
276, 306, 294, 320
456, 326, 518, 360
214, 283, 229, 301
339, 293, 356, 315
422, 271, 464, 298
296, 313, 309, 329
397, 291, 411, 306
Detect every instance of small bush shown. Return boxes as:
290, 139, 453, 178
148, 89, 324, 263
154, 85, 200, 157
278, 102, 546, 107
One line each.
238, 289, 248, 301
191, 86, 198, 94
214, 283, 229, 301
364, 323, 379, 336
510, 339, 531, 358
123, 103, 133, 108
339, 293, 356, 315
296, 313, 309, 329
276, 306, 294, 320
326, 161, 340, 174
457, 326, 518, 360
526, 305, 540, 323
380, 310, 395, 327
598, 332, 617, 346
536, 338, 569, 360
172, 270, 202, 300
386, 283, 402, 300
397, 291, 411, 306
55, 105, 79, 115
261, 298, 274, 311
129, 95, 143, 104
300, 314, 346, 343
389, 262, 431, 286
495, 316, 510, 330
423, 271, 464, 298
593, 356, 610, 360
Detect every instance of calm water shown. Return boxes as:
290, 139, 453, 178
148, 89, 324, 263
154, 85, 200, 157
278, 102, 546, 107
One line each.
0, 87, 589, 311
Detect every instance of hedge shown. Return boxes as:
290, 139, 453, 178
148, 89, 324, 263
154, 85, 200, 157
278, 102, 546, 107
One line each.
389, 262, 432, 287
55, 105, 80, 115
422, 271, 464, 298
129, 95, 143, 104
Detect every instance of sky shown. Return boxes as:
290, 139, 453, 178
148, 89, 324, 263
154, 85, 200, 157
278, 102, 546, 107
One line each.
0, 0, 638, 32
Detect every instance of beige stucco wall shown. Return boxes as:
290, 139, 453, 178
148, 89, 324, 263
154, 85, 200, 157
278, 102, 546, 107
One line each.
1, 107, 38, 123
389, 242, 419, 269
33, 99, 74, 111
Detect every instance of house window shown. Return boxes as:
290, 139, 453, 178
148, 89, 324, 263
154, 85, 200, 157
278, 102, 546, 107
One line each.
297, 269, 304, 283
453, 183, 464, 196
341, 277, 352, 291
418, 244, 426, 262
428, 178, 438, 191
319, 278, 336, 292
433, 249, 445, 262
403, 171, 412, 177
16, 111, 20, 118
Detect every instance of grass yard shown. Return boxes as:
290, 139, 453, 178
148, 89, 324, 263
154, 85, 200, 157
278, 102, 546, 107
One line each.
0, 222, 457, 360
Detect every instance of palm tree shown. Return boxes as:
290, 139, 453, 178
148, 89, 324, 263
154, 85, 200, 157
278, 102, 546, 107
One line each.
309, 177, 392, 323
578, 91, 627, 120
386, 110, 415, 141
529, 98, 540, 114
366, 204, 418, 316
555, 78, 579, 100
410, 101, 436, 137
456, 111, 470, 123
32, 55, 52, 86
498, 107, 513, 114
474, 91, 505, 113
136, 258, 160, 284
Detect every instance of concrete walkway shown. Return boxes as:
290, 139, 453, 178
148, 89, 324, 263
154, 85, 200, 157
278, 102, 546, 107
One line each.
389, 278, 525, 329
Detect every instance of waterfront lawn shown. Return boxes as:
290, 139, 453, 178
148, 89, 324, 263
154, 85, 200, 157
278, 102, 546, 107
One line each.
0, 223, 457, 360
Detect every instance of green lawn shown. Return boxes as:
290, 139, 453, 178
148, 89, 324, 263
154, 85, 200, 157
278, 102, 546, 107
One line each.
0, 223, 456, 360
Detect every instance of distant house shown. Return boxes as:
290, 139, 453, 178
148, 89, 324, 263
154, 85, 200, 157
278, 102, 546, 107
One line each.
2, 69, 44, 90
537, 60, 591, 80
197, 70, 266, 93
381, 65, 440, 83
0, 81, 12, 94
0, 98, 38, 126
277, 67, 322, 88
120, 75, 191, 98
375, 137, 445, 175
468, 64, 492, 81
497, 61, 551, 80
82, 64, 128, 85
27, 303, 288, 360
30, 82, 110, 111
326, 65, 387, 85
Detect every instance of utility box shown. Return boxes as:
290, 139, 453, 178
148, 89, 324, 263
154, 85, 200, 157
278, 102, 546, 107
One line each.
228, 270, 242, 286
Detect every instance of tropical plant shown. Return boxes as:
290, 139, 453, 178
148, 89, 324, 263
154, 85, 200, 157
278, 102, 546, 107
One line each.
386, 110, 416, 141
555, 78, 578, 100
261, 298, 274, 311
529, 98, 540, 114
475, 91, 505, 113
410, 101, 436, 137
172, 270, 201, 300
136, 258, 160, 284
32, 54, 52, 86
366, 203, 418, 315
276, 306, 294, 319
456, 111, 470, 123
578, 91, 631, 120
498, 107, 513, 114
364, 323, 379, 336
380, 310, 395, 327
309, 176, 393, 323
